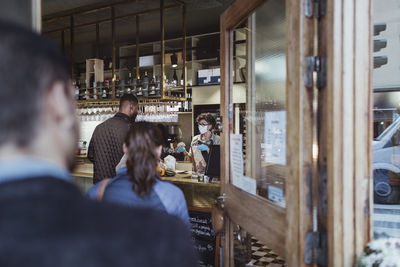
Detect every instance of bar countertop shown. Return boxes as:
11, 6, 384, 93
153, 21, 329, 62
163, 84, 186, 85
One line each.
72, 163, 220, 208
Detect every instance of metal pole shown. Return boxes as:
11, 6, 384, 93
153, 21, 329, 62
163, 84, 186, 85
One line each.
61, 30, 65, 54
160, 0, 165, 97
136, 15, 140, 79
70, 16, 74, 79
182, 4, 186, 99
111, 7, 116, 98
96, 23, 100, 58
112, 7, 116, 80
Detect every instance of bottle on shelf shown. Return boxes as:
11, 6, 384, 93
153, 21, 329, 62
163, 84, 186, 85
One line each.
74, 80, 79, 100
79, 82, 86, 100
180, 71, 184, 86
101, 81, 108, 99
172, 69, 178, 86
119, 80, 125, 97
88, 76, 94, 99
187, 92, 192, 112
155, 75, 161, 97
136, 77, 143, 97
126, 72, 132, 94
142, 71, 149, 97
115, 80, 120, 98
149, 77, 156, 96
132, 77, 137, 96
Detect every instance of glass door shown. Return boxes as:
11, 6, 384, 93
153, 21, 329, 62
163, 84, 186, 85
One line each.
220, 0, 315, 265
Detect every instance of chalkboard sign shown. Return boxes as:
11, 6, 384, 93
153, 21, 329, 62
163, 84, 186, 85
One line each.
189, 207, 219, 267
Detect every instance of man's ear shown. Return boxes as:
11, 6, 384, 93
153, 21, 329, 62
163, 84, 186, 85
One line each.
44, 82, 73, 126
123, 143, 128, 154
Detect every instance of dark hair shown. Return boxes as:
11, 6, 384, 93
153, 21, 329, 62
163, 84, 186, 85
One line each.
125, 122, 163, 197
119, 94, 138, 108
196, 113, 217, 129
0, 20, 71, 147
156, 124, 168, 146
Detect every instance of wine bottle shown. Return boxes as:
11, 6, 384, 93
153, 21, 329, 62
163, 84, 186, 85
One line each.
180, 71, 184, 86
173, 69, 178, 85
142, 71, 149, 97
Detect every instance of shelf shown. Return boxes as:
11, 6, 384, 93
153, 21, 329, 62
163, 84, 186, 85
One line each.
178, 112, 193, 114
193, 57, 219, 63
192, 83, 220, 87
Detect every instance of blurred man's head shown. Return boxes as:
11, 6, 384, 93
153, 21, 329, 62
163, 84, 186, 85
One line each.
0, 20, 78, 170
119, 94, 138, 122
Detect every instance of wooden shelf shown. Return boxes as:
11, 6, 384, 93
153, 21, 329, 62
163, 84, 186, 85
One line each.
194, 57, 219, 63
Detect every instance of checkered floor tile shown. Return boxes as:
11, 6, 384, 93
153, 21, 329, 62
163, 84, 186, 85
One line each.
246, 238, 285, 267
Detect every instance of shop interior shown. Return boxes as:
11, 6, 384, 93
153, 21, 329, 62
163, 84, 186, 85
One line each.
11, 0, 400, 265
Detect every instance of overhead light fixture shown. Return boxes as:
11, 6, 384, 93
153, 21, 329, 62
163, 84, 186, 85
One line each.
171, 53, 178, 68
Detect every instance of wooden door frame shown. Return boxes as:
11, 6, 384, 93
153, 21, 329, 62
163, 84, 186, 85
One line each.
220, 0, 315, 265
319, 0, 373, 266
220, 0, 373, 266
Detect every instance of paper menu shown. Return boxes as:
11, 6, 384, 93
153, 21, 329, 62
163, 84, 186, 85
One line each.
230, 134, 244, 187
264, 111, 286, 165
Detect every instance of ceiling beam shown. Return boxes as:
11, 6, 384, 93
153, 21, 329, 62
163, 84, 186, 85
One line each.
171, 0, 185, 5
42, 0, 140, 23
43, 4, 180, 34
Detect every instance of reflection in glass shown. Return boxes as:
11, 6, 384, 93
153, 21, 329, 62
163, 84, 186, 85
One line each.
372, 0, 400, 239
232, 224, 285, 267
231, 0, 286, 206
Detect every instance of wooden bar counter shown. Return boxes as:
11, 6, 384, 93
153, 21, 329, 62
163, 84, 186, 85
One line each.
72, 162, 220, 208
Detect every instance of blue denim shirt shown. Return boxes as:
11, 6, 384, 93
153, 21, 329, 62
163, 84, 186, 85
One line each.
87, 167, 190, 226
0, 157, 71, 184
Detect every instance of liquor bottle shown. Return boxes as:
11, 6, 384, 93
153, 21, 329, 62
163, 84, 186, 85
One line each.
180, 71, 184, 86
142, 71, 149, 97
74, 80, 79, 100
115, 80, 120, 98
187, 92, 192, 112
173, 69, 178, 85
101, 81, 107, 99
80, 82, 86, 100
149, 75, 156, 96
127, 72, 132, 94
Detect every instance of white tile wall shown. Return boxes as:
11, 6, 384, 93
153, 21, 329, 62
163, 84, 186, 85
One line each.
79, 120, 103, 144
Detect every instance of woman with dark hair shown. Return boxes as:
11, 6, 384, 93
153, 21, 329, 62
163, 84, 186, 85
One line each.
192, 113, 220, 147
185, 113, 220, 165
87, 122, 189, 225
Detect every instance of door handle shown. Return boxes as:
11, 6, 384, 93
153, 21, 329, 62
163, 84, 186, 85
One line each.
212, 194, 226, 233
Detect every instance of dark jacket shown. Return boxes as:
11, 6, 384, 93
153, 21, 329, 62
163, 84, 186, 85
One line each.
88, 112, 132, 183
0, 177, 197, 267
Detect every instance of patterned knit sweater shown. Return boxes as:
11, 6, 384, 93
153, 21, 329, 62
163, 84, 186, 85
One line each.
88, 112, 132, 183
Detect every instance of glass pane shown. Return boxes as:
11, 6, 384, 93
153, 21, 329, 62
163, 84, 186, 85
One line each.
232, 223, 285, 267
372, 0, 400, 238
230, 0, 286, 206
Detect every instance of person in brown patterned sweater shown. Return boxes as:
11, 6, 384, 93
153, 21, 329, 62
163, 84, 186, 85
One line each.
88, 94, 138, 183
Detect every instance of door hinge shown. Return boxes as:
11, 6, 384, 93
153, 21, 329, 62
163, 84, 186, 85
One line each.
305, 0, 326, 19
305, 56, 326, 90
305, 231, 327, 266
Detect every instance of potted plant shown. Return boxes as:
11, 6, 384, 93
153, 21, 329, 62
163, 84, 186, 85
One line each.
356, 238, 400, 266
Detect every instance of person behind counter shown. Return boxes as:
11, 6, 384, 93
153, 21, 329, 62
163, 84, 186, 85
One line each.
0, 20, 197, 267
87, 122, 190, 226
184, 113, 220, 170
88, 94, 138, 184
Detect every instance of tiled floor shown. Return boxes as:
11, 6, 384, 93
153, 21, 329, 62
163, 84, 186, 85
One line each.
246, 238, 285, 267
